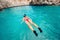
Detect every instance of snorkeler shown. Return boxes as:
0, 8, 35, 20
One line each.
22, 14, 42, 36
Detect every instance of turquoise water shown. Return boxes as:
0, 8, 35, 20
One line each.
0, 6, 60, 40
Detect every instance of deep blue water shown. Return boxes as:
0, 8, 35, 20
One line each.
0, 6, 60, 40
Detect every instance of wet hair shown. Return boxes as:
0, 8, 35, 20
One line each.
23, 14, 26, 17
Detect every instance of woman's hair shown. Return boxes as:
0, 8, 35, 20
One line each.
23, 14, 26, 17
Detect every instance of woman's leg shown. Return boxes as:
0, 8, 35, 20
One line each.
29, 20, 38, 28
25, 21, 38, 36
29, 20, 42, 32
32, 22, 42, 32
25, 21, 34, 31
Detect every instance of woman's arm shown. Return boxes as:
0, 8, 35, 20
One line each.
21, 18, 24, 24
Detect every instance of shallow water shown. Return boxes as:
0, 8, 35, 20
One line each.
0, 6, 60, 40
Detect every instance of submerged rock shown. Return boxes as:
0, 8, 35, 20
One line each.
0, 9, 3, 11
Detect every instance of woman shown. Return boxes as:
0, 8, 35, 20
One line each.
22, 14, 42, 36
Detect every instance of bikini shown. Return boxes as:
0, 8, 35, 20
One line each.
24, 17, 29, 22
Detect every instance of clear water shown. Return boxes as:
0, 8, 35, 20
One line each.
0, 6, 60, 40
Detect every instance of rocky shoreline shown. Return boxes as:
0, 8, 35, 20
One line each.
0, 0, 60, 10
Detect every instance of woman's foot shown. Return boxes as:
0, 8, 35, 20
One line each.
33, 30, 38, 36
38, 27, 42, 33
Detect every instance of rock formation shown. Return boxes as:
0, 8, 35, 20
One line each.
0, 0, 60, 9
0, 0, 32, 9
30, 0, 60, 5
